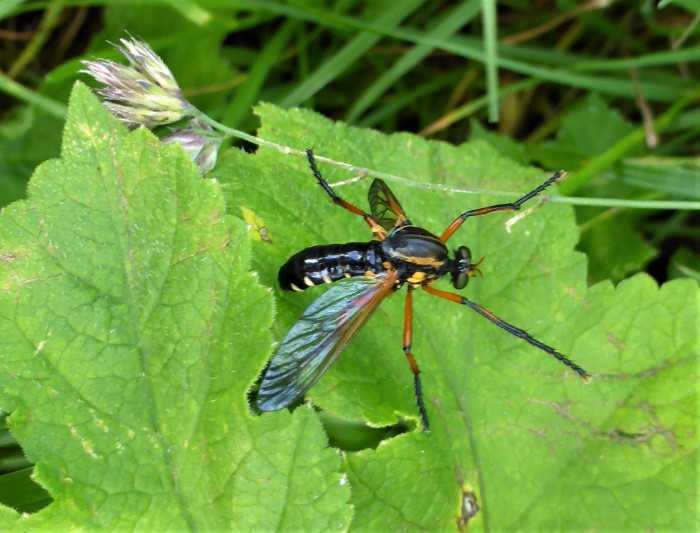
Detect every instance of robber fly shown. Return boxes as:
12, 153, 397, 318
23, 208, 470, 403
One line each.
256, 150, 590, 430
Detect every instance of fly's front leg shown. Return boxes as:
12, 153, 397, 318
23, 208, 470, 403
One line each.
306, 149, 387, 239
440, 171, 564, 242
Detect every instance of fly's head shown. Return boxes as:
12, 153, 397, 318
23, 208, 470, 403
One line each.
449, 246, 483, 289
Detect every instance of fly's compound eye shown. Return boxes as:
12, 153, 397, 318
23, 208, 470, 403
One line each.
451, 246, 472, 289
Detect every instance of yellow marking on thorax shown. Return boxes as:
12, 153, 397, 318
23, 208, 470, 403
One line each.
407, 271, 427, 284
407, 271, 439, 286
407, 256, 445, 267
303, 276, 315, 287
290, 283, 304, 292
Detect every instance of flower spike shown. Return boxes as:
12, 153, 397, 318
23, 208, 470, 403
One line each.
82, 37, 192, 128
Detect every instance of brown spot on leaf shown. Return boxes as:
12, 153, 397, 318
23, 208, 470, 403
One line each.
457, 490, 479, 530
606, 332, 626, 350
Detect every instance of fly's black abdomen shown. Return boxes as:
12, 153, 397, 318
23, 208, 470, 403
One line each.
279, 242, 386, 291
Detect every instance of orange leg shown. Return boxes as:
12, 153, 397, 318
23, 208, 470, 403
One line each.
306, 149, 387, 239
422, 284, 591, 381
440, 171, 564, 242
403, 286, 429, 430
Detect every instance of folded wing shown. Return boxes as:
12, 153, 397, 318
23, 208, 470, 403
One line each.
368, 179, 410, 230
257, 271, 399, 411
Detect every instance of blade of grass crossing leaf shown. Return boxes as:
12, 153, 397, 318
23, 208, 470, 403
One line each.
345, 0, 481, 123
481, 0, 499, 123
556, 197, 700, 210
577, 193, 664, 235
221, 19, 297, 127
280, 0, 424, 107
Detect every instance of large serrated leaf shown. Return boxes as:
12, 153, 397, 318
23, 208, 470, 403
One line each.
218, 104, 698, 531
0, 83, 351, 529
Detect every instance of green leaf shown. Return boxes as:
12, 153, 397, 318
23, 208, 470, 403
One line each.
533, 93, 638, 171
579, 217, 657, 283
469, 119, 529, 165
217, 104, 698, 530
0, 83, 350, 529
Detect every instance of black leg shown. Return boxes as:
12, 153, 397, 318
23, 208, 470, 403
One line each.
423, 285, 591, 381
402, 287, 429, 430
306, 149, 387, 239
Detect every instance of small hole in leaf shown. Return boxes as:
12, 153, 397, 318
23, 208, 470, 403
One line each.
318, 410, 409, 452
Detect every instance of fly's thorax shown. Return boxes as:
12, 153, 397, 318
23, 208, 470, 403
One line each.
382, 226, 449, 265
381, 226, 450, 285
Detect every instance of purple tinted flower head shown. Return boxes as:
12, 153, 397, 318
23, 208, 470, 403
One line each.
162, 119, 223, 175
82, 37, 192, 128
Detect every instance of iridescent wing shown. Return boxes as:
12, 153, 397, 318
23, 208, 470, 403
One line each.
257, 271, 399, 411
368, 179, 410, 230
